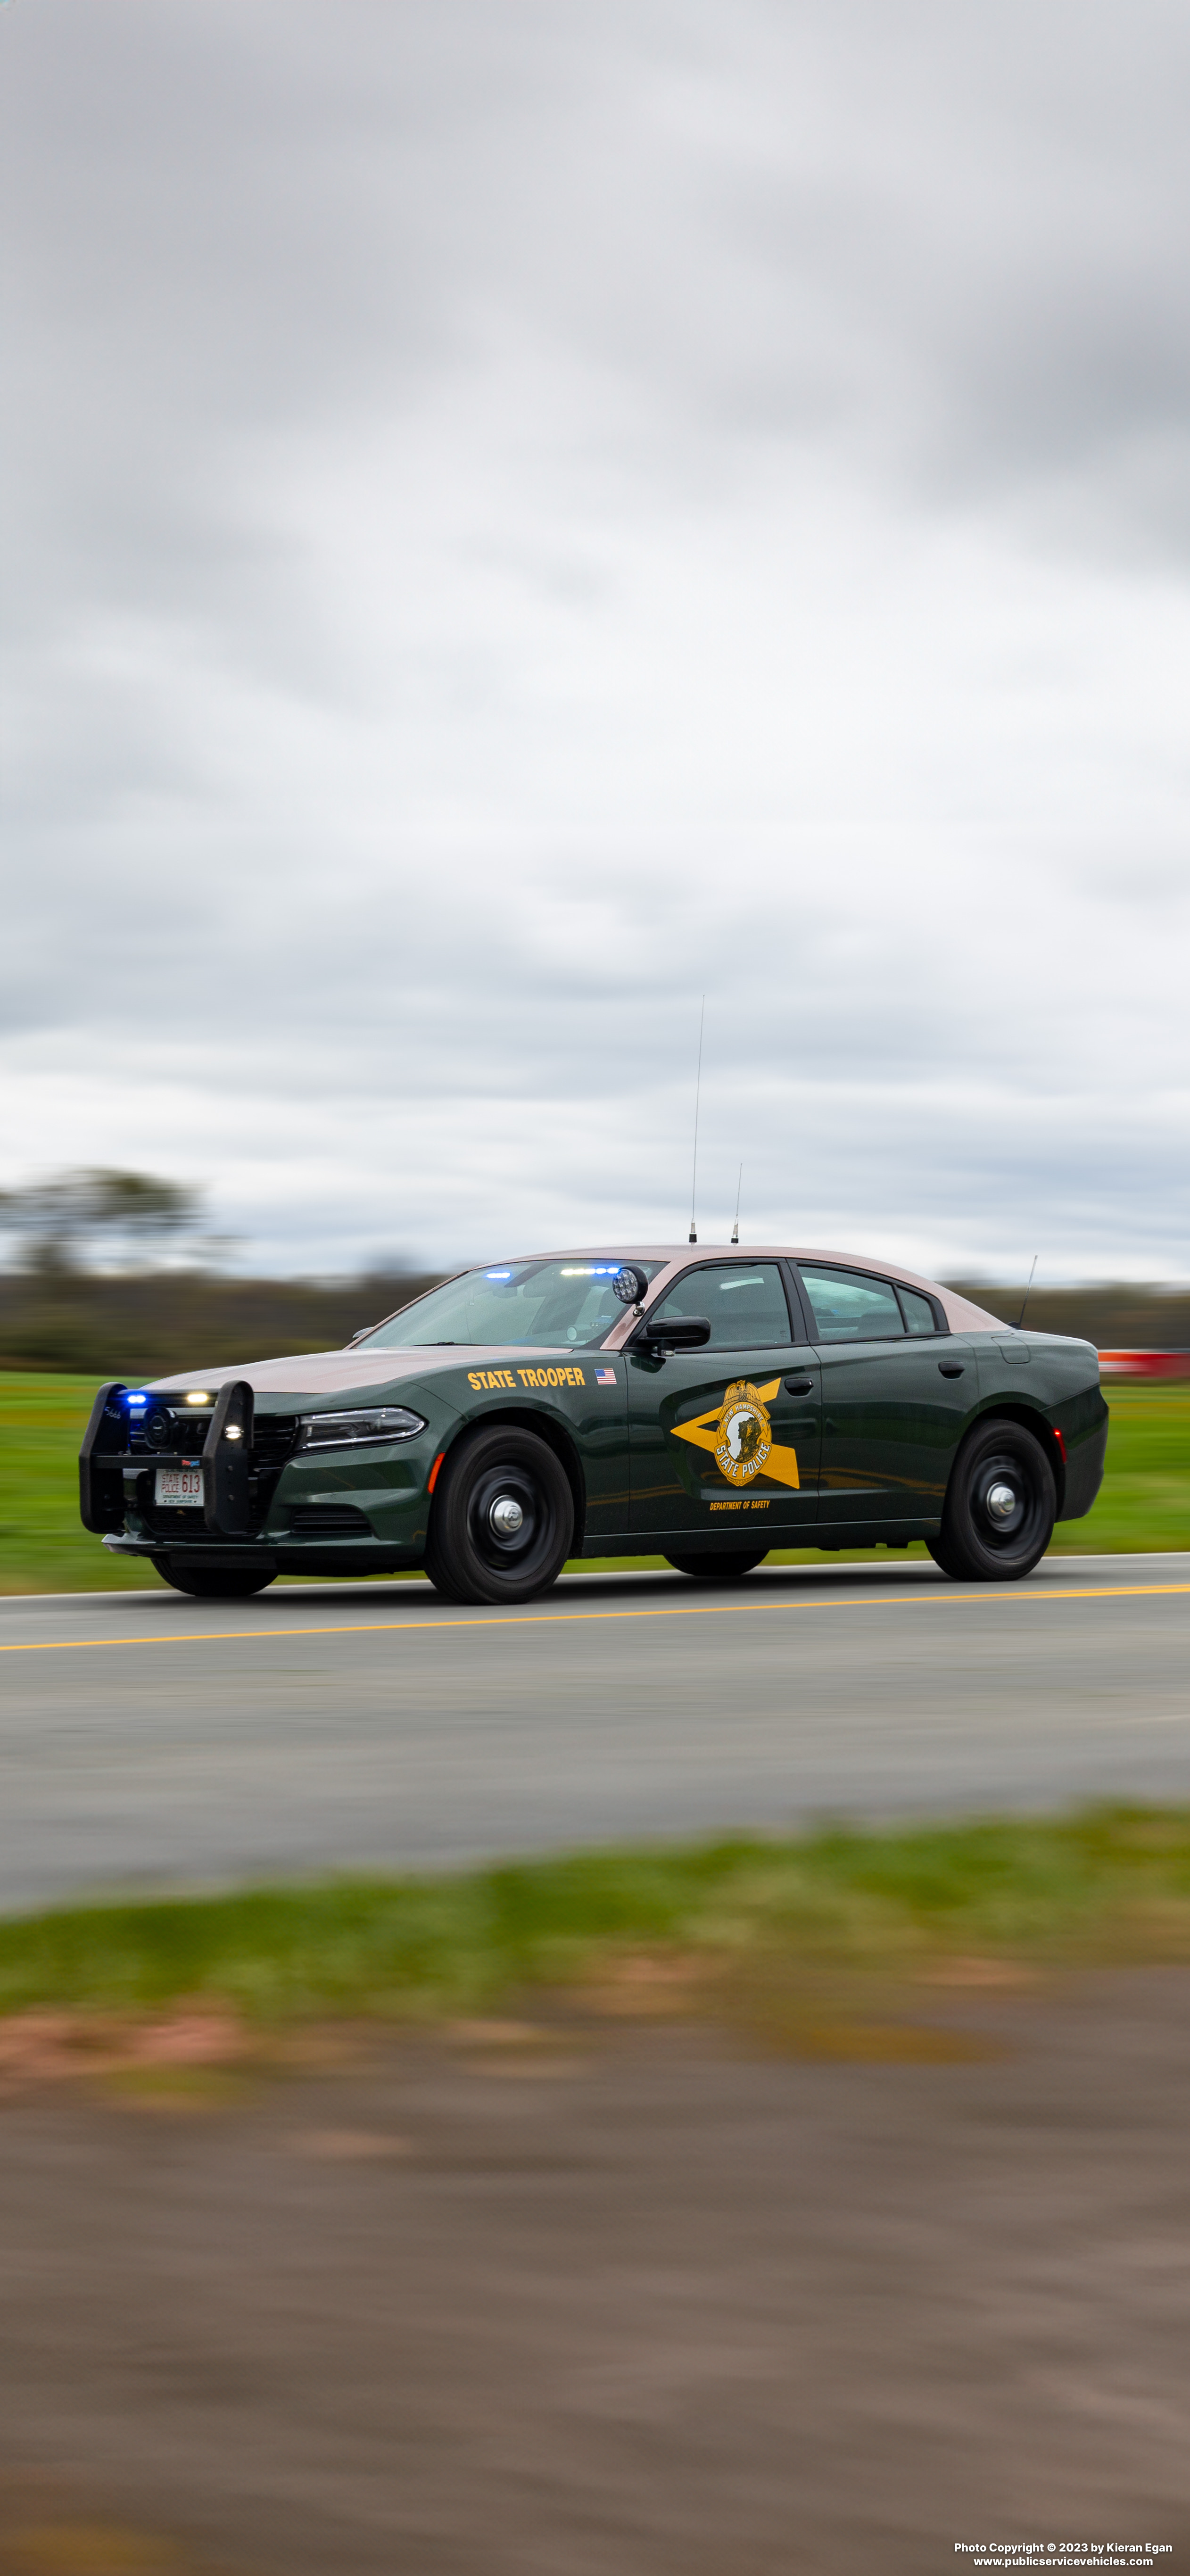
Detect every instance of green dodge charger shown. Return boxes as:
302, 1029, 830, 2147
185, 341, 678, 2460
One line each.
80, 1245, 1108, 1603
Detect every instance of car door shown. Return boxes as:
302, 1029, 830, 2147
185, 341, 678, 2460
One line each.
793, 1263, 975, 1535
627, 1260, 822, 1543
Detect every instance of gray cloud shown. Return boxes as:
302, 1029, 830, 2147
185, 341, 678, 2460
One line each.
4, 0, 1190, 1278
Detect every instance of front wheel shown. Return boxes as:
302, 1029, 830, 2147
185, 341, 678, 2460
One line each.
152, 1558, 275, 1599
931, 1420, 1055, 1582
424, 1426, 575, 1604
664, 1548, 769, 1581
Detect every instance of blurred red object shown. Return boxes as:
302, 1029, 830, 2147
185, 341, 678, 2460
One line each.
1098, 1350, 1190, 1377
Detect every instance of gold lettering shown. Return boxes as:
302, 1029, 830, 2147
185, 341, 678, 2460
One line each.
468, 1372, 482, 1391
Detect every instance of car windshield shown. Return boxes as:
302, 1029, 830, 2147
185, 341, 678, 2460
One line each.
357, 1259, 665, 1351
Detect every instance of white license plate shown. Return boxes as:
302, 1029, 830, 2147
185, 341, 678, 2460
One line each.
155, 1467, 204, 1507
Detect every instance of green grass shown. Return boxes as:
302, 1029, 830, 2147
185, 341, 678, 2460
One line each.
2, 1808, 1190, 2023
0, 1373, 160, 1593
2, 1372, 1187, 1595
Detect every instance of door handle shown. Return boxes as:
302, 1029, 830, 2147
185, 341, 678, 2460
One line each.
784, 1375, 814, 1394
938, 1360, 964, 1377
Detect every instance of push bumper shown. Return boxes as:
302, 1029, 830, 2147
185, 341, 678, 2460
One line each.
82, 1380, 430, 1572
81, 1378, 259, 1537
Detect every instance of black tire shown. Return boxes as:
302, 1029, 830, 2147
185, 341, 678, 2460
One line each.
931, 1420, 1055, 1582
424, 1426, 575, 1605
152, 1558, 275, 1599
663, 1548, 769, 1581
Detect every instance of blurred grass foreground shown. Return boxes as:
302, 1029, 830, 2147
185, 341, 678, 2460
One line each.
1, 1372, 1187, 1593
2, 1808, 1190, 2035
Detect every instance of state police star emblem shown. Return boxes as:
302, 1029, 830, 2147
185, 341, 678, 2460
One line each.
669, 1377, 802, 1492
712, 1380, 773, 1486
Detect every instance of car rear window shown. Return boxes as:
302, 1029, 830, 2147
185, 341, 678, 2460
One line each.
898, 1285, 940, 1336
798, 1265, 905, 1342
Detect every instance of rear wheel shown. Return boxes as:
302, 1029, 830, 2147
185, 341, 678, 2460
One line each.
663, 1548, 769, 1581
152, 1558, 275, 1599
424, 1426, 575, 1605
930, 1420, 1055, 1582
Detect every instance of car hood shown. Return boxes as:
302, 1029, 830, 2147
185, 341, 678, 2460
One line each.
143, 1346, 590, 1404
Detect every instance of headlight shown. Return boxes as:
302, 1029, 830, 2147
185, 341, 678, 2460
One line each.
298, 1407, 427, 1450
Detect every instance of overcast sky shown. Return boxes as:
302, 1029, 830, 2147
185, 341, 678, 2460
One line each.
4, 0, 1190, 1280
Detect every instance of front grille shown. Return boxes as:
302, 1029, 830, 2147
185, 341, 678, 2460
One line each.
129, 1410, 300, 1538
142, 1504, 207, 1537
288, 1505, 373, 1535
251, 1416, 299, 1471
127, 1408, 298, 1469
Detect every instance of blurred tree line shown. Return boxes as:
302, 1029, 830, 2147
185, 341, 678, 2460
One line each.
945, 1280, 1190, 1348
1, 1170, 1187, 1375
0, 1170, 440, 1375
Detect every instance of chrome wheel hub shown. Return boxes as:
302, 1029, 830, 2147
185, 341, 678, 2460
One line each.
986, 1482, 1017, 1521
488, 1494, 525, 1539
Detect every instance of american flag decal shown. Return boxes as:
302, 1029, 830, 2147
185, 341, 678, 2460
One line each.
595, 1367, 616, 1386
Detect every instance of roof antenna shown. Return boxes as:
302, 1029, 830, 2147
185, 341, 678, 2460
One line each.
688, 995, 704, 1242
731, 1163, 742, 1246
1015, 1254, 1038, 1331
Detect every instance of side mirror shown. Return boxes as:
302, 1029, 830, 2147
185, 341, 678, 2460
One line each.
636, 1314, 712, 1358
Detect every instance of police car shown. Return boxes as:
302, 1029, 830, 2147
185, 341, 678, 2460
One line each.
79, 1246, 1108, 1603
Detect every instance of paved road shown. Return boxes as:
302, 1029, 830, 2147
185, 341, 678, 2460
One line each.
2, 1556, 1189, 1913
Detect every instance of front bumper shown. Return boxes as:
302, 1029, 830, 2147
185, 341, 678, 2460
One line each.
102, 1533, 424, 1576
81, 1378, 439, 1570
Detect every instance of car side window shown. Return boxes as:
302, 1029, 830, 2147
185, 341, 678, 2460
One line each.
898, 1285, 940, 1336
798, 1265, 905, 1343
650, 1262, 793, 1350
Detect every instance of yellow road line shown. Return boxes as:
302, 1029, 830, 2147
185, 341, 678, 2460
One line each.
3, 1581, 1190, 1655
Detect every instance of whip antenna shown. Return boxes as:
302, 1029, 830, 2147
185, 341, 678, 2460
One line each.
1016, 1254, 1038, 1331
731, 1163, 742, 1246
689, 995, 705, 1243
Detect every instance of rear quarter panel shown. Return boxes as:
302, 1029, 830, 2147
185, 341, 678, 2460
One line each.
973, 1333, 1108, 1521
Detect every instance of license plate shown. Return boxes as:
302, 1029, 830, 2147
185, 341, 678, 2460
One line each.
155, 1466, 204, 1507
